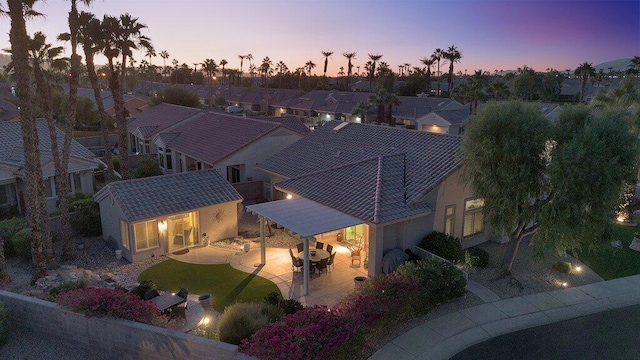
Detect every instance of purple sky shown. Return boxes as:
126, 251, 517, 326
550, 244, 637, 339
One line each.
4, 0, 639, 76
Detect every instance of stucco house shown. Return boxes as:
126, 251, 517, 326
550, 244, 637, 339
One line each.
0, 119, 99, 215
416, 108, 470, 134
393, 96, 466, 128
270, 90, 373, 124
153, 112, 307, 201
249, 120, 490, 293
93, 169, 242, 263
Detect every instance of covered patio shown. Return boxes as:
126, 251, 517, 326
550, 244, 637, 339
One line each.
246, 197, 366, 296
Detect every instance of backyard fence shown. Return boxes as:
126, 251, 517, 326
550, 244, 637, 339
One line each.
413, 246, 469, 280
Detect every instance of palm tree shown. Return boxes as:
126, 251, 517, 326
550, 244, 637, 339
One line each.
350, 101, 372, 123
385, 93, 400, 126
260, 56, 273, 88
159, 50, 169, 81
145, 46, 155, 80
219, 58, 227, 85
8, 0, 49, 279
628, 55, 640, 85
575, 62, 595, 103
420, 56, 435, 95
246, 53, 253, 71
321, 50, 333, 90
78, 11, 113, 186
238, 54, 245, 80
202, 58, 217, 103
370, 88, 392, 125
276, 60, 288, 88
488, 80, 510, 100
404, 63, 411, 76
343, 51, 356, 89
444, 45, 462, 97
0, 234, 9, 286
432, 48, 444, 95
368, 53, 382, 90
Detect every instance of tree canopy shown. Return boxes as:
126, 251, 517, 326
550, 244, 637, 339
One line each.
152, 85, 201, 108
461, 101, 639, 271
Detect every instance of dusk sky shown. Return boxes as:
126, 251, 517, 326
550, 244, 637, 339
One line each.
2, 0, 638, 76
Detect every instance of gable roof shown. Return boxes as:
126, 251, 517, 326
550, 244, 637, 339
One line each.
258, 121, 463, 224
431, 108, 470, 125
94, 169, 242, 222
394, 96, 463, 119
270, 90, 373, 114
0, 119, 96, 168
128, 103, 203, 139
249, 115, 311, 135
159, 112, 291, 165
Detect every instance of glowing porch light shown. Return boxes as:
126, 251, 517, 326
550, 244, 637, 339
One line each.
158, 220, 167, 232
575, 266, 582, 272
286, 194, 293, 199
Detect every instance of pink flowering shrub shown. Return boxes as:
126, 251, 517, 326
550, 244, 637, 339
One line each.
239, 305, 359, 360
56, 287, 160, 324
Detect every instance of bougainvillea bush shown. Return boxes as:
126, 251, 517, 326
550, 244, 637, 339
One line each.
56, 287, 160, 324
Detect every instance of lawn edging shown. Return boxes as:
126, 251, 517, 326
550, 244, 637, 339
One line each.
0, 290, 253, 360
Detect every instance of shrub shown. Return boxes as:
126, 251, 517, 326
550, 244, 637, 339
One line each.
134, 157, 162, 178
69, 192, 91, 203
464, 247, 490, 269
0, 217, 29, 258
69, 197, 95, 211
263, 291, 304, 315
56, 287, 159, 324
396, 259, 467, 308
217, 302, 280, 345
12, 228, 32, 261
240, 305, 359, 360
553, 261, 572, 273
70, 200, 101, 236
48, 280, 88, 301
131, 280, 156, 299
418, 231, 463, 263
112, 158, 121, 174
0, 301, 8, 346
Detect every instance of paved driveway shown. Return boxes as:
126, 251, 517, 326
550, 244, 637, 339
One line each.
451, 304, 640, 360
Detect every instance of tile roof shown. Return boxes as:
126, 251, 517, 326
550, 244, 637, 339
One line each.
394, 96, 462, 119
128, 103, 203, 139
94, 169, 242, 222
249, 115, 311, 135
432, 108, 470, 125
259, 121, 463, 223
0, 119, 96, 168
270, 90, 373, 114
160, 112, 286, 164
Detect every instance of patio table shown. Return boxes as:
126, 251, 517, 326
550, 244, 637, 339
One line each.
298, 248, 330, 263
151, 293, 185, 313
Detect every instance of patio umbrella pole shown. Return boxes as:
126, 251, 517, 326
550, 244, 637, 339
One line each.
303, 237, 309, 295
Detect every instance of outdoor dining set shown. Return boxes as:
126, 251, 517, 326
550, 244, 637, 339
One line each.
144, 287, 189, 318
289, 241, 336, 276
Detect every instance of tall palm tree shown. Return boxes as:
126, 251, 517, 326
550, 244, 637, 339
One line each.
238, 54, 245, 80
202, 58, 217, 103
219, 58, 228, 85
575, 62, 595, 103
8, 0, 49, 279
305, 60, 315, 89
432, 48, 444, 95
159, 50, 169, 81
444, 45, 462, 97
368, 53, 382, 90
488, 80, 510, 100
246, 53, 253, 71
343, 51, 356, 89
420, 56, 435, 95
276, 60, 288, 88
260, 56, 273, 88
321, 50, 333, 90
78, 11, 113, 185
370, 88, 391, 125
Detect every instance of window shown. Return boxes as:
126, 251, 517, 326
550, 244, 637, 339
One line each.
133, 219, 159, 251
44, 177, 55, 198
444, 205, 455, 236
463, 198, 485, 238
68, 173, 82, 193
120, 220, 130, 250
227, 165, 241, 183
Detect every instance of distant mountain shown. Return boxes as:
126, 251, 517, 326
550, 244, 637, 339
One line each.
594, 58, 631, 73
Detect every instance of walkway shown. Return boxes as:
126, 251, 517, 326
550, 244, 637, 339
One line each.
369, 274, 640, 360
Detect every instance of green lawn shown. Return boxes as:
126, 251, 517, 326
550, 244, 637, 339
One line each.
138, 259, 281, 312
572, 224, 640, 280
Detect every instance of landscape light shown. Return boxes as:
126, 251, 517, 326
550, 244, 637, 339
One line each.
286, 194, 293, 199
562, 282, 568, 287
575, 266, 582, 272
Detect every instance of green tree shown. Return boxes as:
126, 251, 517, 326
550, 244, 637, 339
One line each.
626, 55, 640, 84
152, 85, 201, 108
350, 101, 372, 124
134, 157, 162, 178
540, 69, 562, 102
432, 48, 444, 96
575, 62, 595, 103
461, 101, 639, 272
367, 53, 382, 90
444, 45, 462, 97
513, 66, 542, 101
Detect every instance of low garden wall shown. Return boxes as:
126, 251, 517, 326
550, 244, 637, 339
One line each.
0, 290, 253, 360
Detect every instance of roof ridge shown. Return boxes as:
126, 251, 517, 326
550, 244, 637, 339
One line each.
373, 155, 383, 224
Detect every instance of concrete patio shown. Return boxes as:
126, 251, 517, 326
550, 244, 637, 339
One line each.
168, 240, 368, 307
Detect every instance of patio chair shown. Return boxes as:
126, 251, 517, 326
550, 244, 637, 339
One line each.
327, 252, 336, 271
289, 248, 304, 272
176, 288, 189, 309
296, 243, 304, 253
326, 244, 333, 254
169, 301, 187, 320
316, 241, 324, 250
314, 258, 328, 275
143, 289, 160, 300
351, 249, 361, 267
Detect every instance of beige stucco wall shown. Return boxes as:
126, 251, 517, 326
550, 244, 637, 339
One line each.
198, 201, 240, 243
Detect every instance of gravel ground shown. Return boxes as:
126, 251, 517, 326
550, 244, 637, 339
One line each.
0, 217, 604, 359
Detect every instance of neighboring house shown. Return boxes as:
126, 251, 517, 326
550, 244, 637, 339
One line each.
270, 90, 373, 124
225, 88, 302, 115
416, 108, 470, 134
153, 112, 307, 201
127, 103, 203, 155
533, 102, 563, 122
252, 121, 491, 287
393, 96, 467, 128
94, 169, 243, 263
70, 86, 151, 119
0, 119, 99, 214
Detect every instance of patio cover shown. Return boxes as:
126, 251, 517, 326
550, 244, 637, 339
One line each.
246, 197, 363, 238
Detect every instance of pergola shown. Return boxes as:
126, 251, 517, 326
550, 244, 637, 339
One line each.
246, 197, 363, 295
